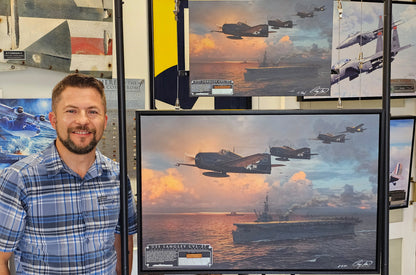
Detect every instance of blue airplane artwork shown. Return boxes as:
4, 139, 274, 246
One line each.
0, 102, 53, 139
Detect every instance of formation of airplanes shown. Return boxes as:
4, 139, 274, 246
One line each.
176, 123, 364, 177
212, 5, 324, 39
332, 16, 411, 85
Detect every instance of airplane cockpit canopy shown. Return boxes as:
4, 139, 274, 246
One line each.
331, 58, 351, 70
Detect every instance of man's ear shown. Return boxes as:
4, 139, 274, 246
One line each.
48, 112, 57, 129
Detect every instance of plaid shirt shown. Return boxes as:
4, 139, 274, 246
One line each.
0, 142, 137, 274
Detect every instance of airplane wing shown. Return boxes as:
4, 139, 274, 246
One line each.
244, 25, 269, 37
222, 153, 269, 168
176, 163, 197, 167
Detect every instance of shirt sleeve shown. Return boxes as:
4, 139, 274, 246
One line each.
0, 167, 26, 252
115, 177, 137, 235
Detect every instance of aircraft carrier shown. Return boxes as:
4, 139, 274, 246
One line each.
243, 51, 319, 82
232, 195, 361, 243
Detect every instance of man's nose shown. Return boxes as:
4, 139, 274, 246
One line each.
76, 111, 89, 124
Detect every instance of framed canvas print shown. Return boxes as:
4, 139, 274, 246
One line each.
0, 98, 55, 170
302, 1, 416, 100
389, 116, 415, 209
136, 109, 382, 274
187, 0, 333, 97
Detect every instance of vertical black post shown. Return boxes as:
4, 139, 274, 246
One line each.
114, 0, 129, 274
148, 0, 155, 109
382, 0, 392, 274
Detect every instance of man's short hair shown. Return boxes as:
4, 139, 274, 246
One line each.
52, 73, 107, 113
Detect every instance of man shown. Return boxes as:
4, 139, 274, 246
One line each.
0, 73, 137, 274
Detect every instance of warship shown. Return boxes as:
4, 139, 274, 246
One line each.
0, 147, 27, 163
243, 51, 318, 82
232, 195, 361, 243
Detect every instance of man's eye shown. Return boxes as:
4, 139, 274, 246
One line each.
66, 110, 76, 113
89, 110, 98, 115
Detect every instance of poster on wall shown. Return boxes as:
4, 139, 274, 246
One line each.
389, 117, 415, 209
188, 0, 333, 97
137, 110, 382, 274
303, 1, 416, 100
0, 0, 113, 78
0, 98, 56, 170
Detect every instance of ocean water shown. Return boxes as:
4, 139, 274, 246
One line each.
141, 212, 378, 272
190, 62, 330, 96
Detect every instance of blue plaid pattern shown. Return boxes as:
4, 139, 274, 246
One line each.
0, 142, 137, 274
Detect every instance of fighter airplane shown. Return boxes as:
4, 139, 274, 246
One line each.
390, 162, 402, 186
267, 19, 293, 29
331, 23, 411, 85
269, 146, 318, 161
0, 103, 53, 138
176, 149, 284, 177
336, 16, 402, 49
341, 123, 366, 133
212, 22, 269, 39
314, 133, 348, 144
296, 11, 314, 18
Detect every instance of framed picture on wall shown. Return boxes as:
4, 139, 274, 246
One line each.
301, 1, 416, 101
389, 116, 415, 209
136, 109, 382, 274
187, 0, 334, 97
0, 98, 55, 170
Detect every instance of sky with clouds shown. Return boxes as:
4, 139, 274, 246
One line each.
188, 0, 333, 62
139, 112, 381, 214
389, 118, 415, 192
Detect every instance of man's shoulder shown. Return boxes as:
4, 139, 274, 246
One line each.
96, 150, 120, 171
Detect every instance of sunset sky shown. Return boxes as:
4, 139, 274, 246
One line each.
139, 112, 381, 214
188, 0, 333, 63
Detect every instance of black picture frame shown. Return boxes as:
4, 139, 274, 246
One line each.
136, 109, 383, 274
389, 116, 415, 209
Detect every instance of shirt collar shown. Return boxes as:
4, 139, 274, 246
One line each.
44, 141, 110, 179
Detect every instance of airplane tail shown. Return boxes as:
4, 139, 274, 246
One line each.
392, 26, 400, 50
393, 162, 402, 176
375, 16, 383, 54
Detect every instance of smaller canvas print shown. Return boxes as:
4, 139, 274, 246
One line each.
137, 110, 382, 274
304, 1, 416, 100
188, 0, 333, 97
0, 98, 56, 170
389, 117, 415, 209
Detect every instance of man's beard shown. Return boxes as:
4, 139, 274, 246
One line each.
58, 126, 99, 155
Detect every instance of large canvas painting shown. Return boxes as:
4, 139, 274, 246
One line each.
304, 1, 416, 100
0, 98, 56, 170
389, 116, 415, 209
137, 110, 382, 274
188, 0, 333, 97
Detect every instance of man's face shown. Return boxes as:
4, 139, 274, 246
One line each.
49, 87, 107, 155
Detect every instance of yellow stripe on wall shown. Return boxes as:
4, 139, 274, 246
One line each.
153, 0, 178, 76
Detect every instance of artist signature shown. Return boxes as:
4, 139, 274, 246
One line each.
337, 259, 374, 269
352, 259, 374, 269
